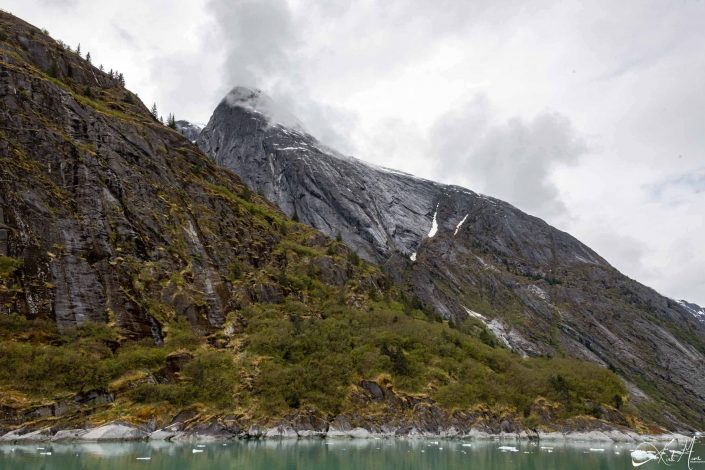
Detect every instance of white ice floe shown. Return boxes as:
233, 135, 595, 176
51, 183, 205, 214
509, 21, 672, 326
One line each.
454, 214, 468, 236
589, 448, 605, 452
428, 204, 439, 238
462, 443, 472, 447
498, 446, 519, 452
631, 449, 658, 463
39, 452, 52, 455
192, 449, 204, 454
136, 457, 151, 460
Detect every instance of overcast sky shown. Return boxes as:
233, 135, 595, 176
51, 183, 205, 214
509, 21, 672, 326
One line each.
6, 0, 705, 305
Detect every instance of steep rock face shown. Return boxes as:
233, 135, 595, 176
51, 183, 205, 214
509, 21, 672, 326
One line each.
199, 87, 705, 429
0, 14, 357, 341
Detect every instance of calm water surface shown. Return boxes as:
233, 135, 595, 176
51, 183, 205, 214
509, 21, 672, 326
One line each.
1, 438, 702, 469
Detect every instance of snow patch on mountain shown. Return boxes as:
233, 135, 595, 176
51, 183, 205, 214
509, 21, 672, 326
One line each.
428, 204, 439, 238
463, 306, 485, 320
678, 300, 705, 323
454, 214, 468, 236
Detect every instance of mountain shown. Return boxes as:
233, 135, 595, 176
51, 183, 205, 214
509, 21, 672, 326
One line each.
198, 87, 705, 429
174, 119, 203, 142
0, 11, 642, 438
679, 300, 705, 324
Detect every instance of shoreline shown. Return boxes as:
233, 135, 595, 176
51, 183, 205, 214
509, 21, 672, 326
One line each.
0, 422, 695, 445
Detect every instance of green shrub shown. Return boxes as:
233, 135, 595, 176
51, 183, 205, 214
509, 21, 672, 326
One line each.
0, 256, 21, 279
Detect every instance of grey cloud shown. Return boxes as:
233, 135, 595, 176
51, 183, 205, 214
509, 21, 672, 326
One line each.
208, 0, 298, 88
206, 0, 355, 150
111, 23, 136, 46
429, 99, 587, 218
37, 0, 77, 6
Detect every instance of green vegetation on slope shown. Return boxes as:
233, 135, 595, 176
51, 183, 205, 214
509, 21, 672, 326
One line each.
0, 298, 627, 427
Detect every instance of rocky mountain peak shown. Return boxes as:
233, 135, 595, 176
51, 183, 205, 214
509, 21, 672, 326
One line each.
174, 119, 203, 142
222, 86, 303, 130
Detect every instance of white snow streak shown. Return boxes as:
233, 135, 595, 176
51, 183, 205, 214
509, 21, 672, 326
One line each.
428, 204, 439, 238
454, 214, 468, 236
410, 252, 417, 262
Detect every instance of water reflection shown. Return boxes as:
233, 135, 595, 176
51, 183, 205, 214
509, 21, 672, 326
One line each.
0, 438, 700, 469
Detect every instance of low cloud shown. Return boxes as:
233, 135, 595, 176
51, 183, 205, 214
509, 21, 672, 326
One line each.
209, 0, 298, 89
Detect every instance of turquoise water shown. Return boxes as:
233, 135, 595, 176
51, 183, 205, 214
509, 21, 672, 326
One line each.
0, 439, 701, 469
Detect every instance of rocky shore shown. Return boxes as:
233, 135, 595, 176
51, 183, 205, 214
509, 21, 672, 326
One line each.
0, 421, 691, 445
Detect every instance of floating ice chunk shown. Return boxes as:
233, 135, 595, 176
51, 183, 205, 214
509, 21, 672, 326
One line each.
192, 449, 204, 454
631, 449, 658, 463
428, 204, 439, 238
462, 443, 472, 447
589, 448, 605, 452
454, 214, 468, 236
136, 457, 151, 460
39, 452, 52, 455
196, 444, 206, 448
498, 446, 519, 452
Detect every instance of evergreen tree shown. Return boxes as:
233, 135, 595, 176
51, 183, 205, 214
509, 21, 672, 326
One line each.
117, 73, 125, 87
85, 52, 91, 64
167, 113, 177, 129
75, 43, 81, 57
150, 103, 158, 119
99, 64, 104, 72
